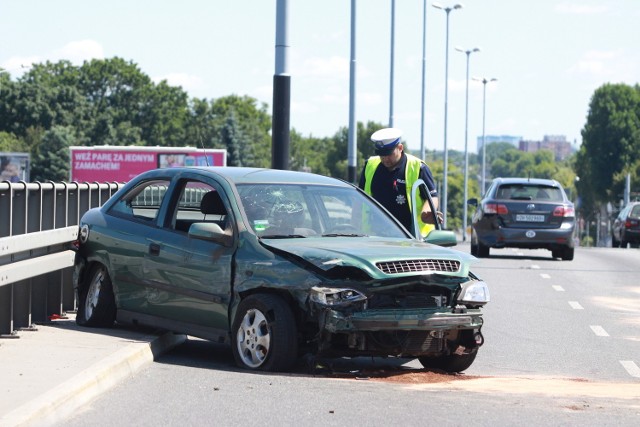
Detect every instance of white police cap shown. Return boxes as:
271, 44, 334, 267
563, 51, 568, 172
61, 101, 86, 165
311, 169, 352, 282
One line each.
371, 128, 402, 155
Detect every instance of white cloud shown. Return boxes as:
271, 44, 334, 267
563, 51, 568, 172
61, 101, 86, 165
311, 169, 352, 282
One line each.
52, 40, 104, 65
567, 49, 622, 76
1, 56, 40, 75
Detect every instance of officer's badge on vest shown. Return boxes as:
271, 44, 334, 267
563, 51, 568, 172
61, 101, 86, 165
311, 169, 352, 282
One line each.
396, 194, 406, 205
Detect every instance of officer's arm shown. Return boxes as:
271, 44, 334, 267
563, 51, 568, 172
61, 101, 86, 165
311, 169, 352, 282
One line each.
420, 197, 440, 224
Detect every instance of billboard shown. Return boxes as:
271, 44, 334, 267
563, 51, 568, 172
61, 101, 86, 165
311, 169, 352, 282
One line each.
1, 152, 30, 183
70, 146, 227, 182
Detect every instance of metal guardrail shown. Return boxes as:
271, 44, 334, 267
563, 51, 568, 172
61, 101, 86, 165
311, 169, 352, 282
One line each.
0, 181, 123, 337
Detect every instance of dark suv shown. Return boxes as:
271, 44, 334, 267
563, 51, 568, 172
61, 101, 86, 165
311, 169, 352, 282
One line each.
612, 202, 640, 248
468, 177, 576, 260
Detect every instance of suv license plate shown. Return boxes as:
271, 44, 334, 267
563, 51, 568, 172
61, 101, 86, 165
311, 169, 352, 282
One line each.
516, 214, 545, 222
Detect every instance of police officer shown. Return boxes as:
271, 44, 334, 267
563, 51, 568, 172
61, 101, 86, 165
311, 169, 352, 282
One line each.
358, 128, 439, 237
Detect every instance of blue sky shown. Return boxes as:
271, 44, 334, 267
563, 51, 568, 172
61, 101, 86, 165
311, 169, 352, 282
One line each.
2, 1, 639, 156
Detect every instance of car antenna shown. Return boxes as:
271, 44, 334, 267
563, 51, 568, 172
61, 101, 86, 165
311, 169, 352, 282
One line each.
199, 134, 210, 166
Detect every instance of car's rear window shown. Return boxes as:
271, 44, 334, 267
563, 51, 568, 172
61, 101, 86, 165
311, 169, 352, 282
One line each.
630, 205, 640, 219
496, 184, 563, 202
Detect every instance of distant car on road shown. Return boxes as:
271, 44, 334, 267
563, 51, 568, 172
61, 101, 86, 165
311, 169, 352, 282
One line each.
468, 177, 575, 260
74, 167, 489, 373
612, 201, 640, 248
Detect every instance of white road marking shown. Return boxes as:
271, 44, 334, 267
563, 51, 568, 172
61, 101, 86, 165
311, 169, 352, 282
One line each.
540, 273, 551, 279
620, 361, 640, 378
590, 325, 609, 337
568, 301, 583, 310
530, 264, 540, 269
552, 285, 565, 292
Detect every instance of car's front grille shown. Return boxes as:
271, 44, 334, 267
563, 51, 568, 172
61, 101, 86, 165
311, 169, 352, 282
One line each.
376, 259, 461, 274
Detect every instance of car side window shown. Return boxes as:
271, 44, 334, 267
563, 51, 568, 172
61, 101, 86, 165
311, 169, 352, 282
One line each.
630, 205, 640, 219
170, 180, 228, 233
108, 179, 171, 223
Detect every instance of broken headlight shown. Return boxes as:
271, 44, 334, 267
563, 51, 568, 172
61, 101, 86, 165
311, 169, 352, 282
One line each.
458, 280, 490, 306
310, 286, 367, 307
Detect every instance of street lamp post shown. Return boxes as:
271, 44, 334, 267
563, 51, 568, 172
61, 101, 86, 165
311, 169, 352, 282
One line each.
419, 0, 428, 161
473, 76, 497, 194
432, 2, 463, 229
455, 46, 480, 242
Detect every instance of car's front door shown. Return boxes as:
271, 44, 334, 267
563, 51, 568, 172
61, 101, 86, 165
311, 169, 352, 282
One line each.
142, 175, 234, 338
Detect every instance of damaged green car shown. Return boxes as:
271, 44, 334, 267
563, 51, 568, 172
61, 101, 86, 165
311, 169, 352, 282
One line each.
74, 167, 489, 372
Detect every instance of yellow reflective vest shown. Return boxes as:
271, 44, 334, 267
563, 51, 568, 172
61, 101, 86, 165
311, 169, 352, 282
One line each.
363, 154, 435, 237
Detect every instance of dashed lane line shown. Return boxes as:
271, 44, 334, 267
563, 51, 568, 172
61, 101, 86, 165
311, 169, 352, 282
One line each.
590, 325, 610, 337
568, 301, 584, 310
552, 285, 565, 292
540, 273, 551, 279
620, 361, 640, 378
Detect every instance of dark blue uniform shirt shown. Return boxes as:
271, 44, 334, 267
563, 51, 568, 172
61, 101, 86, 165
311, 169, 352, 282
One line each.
358, 153, 438, 232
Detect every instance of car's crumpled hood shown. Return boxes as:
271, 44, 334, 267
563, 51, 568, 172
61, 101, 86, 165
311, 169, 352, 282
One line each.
261, 237, 477, 279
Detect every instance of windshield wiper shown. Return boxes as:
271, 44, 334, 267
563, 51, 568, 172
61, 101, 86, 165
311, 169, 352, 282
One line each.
321, 233, 367, 237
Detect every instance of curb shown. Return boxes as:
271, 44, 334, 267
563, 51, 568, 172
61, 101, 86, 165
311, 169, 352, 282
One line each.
1, 331, 186, 427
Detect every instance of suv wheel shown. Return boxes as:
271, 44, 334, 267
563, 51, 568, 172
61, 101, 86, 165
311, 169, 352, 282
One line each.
561, 246, 574, 261
477, 242, 490, 258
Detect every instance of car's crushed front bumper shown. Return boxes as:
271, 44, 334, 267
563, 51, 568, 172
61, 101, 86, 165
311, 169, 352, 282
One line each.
321, 307, 484, 333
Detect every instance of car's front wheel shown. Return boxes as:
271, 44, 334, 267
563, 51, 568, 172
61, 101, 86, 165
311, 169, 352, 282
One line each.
231, 294, 297, 372
76, 264, 116, 327
419, 348, 478, 373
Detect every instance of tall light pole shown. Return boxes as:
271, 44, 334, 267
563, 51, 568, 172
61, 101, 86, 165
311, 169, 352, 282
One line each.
456, 46, 480, 242
419, 0, 428, 161
473, 76, 497, 194
432, 2, 462, 228
389, 0, 396, 127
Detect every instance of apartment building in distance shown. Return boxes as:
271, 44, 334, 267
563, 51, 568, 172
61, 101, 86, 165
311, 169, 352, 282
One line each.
477, 134, 575, 161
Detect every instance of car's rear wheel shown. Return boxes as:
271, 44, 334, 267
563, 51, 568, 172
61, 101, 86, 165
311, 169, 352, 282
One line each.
419, 348, 478, 373
561, 246, 574, 261
470, 241, 478, 256
477, 242, 490, 258
611, 234, 620, 248
231, 294, 297, 372
76, 264, 116, 327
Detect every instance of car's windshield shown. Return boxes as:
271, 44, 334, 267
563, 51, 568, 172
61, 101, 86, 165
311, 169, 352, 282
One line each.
236, 183, 408, 239
496, 184, 564, 202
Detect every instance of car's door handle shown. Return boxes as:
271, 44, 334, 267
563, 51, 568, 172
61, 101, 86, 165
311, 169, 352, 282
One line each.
149, 243, 161, 256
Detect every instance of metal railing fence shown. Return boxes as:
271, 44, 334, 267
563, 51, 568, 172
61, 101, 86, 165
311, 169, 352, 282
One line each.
0, 181, 123, 337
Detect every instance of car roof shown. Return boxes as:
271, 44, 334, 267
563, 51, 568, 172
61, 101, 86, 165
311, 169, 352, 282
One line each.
140, 166, 353, 187
491, 177, 562, 187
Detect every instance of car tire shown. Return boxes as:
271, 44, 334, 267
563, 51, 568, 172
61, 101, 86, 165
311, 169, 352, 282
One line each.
231, 294, 297, 372
561, 246, 574, 261
76, 264, 116, 327
418, 348, 478, 373
611, 234, 620, 248
621, 240, 629, 249
470, 241, 478, 256
477, 242, 490, 258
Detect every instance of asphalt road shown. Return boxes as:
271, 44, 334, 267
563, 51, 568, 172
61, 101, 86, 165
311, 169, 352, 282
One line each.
61, 245, 640, 426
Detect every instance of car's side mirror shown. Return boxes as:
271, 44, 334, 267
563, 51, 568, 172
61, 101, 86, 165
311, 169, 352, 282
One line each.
424, 229, 457, 247
188, 222, 232, 246
467, 198, 478, 207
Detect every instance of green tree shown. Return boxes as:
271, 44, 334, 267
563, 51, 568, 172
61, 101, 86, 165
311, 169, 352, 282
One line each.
221, 110, 244, 167
210, 95, 271, 168
30, 126, 74, 181
576, 83, 640, 207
